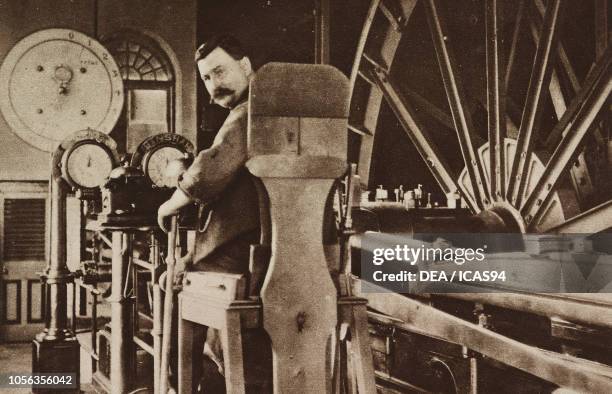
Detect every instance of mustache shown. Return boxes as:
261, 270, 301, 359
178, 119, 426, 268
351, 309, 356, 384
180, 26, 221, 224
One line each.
211, 87, 234, 102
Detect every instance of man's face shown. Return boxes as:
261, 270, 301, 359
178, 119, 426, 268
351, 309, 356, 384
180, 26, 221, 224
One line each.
197, 47, 252, 109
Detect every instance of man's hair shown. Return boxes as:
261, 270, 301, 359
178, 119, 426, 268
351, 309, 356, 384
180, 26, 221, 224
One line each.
195, 34, 247, 62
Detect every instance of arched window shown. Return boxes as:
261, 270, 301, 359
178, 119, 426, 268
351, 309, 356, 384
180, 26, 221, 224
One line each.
105, 31, 175, 153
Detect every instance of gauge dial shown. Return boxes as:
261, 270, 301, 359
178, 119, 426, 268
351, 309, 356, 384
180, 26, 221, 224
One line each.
0, 29, 124, 152
145, 146, 186, 188
131, 133, 194, 187
65, 143, 114, 188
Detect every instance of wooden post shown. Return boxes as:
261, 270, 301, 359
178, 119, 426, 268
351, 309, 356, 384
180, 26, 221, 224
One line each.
247, 63, 350, 393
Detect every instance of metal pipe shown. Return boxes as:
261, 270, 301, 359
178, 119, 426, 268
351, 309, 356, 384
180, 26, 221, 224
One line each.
151, 234, 162, 394
110, 231, 133, 394
92, 293, 98, 373
39, 178, 73, 341
160, 217, 178, 394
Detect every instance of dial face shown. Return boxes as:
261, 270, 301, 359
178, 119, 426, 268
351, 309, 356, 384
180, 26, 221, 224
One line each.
146, 146, 186, 188
66, 144, 114, 188
0, 29, 124, 152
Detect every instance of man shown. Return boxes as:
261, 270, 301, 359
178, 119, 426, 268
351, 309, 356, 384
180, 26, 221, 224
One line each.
158, 35, 270, 393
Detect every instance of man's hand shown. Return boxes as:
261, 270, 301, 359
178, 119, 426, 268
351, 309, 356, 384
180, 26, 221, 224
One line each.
157, 200, 179, 233
157, 188, 194, 232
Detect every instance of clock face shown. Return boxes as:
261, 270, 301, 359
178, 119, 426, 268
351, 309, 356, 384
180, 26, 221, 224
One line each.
0, 29, 124, 152
65, 143, 114, 189
145, 146, 186, 188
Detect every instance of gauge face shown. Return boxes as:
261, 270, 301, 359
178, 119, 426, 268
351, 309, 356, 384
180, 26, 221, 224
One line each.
0, 29, 124, 152
66, 144, 114, 188
146, 146, 186, 188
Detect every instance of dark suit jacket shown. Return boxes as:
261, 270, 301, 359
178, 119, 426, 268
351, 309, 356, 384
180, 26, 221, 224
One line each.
178, 101, 260, 266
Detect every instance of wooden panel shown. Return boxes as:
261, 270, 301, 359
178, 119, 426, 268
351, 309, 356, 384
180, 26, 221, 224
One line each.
2, 280, 21, 324
27, 279, 45, 323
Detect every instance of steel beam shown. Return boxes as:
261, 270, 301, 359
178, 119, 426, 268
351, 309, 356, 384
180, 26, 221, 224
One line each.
507, 0, 564, 207
548, 199, 612, 234
486, 0, 507, 201
504, 0, 526, 90
527, 15, 596, 204
521, 46, 612, 229
425, 0, 491, 209
370, 68, 470, 208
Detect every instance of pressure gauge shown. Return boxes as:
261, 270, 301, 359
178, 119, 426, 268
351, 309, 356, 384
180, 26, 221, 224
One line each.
64, 144, 114, 189
53, 129, 119, 192
0, 29, 124, 152
131, 133, 194, 188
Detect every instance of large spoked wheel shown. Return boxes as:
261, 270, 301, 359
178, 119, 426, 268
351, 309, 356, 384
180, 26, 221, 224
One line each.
348, 0, 611, 234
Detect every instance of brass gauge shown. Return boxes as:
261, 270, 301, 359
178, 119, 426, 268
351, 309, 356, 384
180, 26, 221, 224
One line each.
131, 133, 194, 188
53, 129, 119, 192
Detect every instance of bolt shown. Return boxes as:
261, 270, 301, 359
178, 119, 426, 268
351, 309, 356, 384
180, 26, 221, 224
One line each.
81, 109, 87, 115
37, 108, 43, 114
36, 65, 44, 72
80, 67, 87, 73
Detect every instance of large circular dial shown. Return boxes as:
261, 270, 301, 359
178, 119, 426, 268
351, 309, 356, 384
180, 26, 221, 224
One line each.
0, 29, 124, 152
65, 143, 114, 189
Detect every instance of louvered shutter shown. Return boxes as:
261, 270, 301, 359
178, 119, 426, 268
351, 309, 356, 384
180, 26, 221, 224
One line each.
3, 198, 46, 261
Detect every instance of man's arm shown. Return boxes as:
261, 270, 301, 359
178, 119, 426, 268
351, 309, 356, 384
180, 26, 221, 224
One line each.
157, 188, 193, 232
157, 102, 248, 232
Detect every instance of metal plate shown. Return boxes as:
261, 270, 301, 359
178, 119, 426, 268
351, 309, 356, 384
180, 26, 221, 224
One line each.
459, 139, 566, 231
0, 29, 124, 152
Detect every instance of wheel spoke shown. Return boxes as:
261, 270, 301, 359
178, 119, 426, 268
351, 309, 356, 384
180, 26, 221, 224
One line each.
424, 0, 491, 209
504, 0, 526, 90
548, 199, 612, 234
370, 68, 477, 211
521, 46, 612, 230
527, 14, 597, 203
507, 0, 564, 207
486, 0, 507, 202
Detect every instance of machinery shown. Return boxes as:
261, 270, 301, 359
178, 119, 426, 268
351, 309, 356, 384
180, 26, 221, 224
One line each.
0, 2, 610, 391
344, 0, 612, 392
